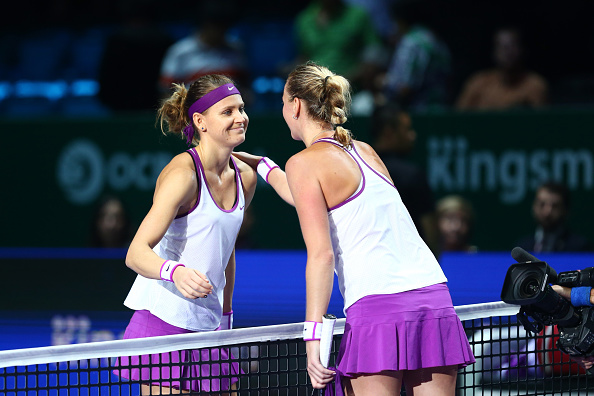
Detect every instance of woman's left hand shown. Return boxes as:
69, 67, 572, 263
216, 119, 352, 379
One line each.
306, 340, 336, 389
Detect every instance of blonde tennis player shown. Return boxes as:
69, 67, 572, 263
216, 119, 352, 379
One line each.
243, 62, 475, 396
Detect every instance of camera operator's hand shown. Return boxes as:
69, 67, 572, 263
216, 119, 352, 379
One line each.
552, 285, 571, 300
569, 355, 594, 370
552, 284, 594, 306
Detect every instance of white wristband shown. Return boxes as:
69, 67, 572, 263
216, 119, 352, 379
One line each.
256, 157, 280, 184
160, 260, 185, 282
303, 321, 322, 341
220, 311, 233, 330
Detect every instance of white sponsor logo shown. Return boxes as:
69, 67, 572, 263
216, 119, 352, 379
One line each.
428, 136, 593, 204
56, 139, 172, 205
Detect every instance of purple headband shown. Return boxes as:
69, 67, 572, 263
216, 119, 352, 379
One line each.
182, 83, 241, 146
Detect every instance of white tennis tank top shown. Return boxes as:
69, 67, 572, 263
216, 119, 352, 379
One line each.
124, 148, 245, 331
316, 138, 447, 311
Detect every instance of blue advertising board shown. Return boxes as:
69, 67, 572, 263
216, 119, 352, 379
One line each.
1, 249, 593, 351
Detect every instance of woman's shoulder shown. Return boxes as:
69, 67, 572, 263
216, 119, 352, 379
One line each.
352, 139, 393, 180
286, 148, 318, 175
165, 151, 195, 172
352, 139, 381, 160
352, 139, 372, 151
232, 155, 255, 173
287, 139, 352, 174
156, 151, 197, 186
233, 156, 257, 184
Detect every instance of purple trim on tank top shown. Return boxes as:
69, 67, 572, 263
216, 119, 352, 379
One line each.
351, 143, 396, 189
311, 138, 366, 211
230, 155, 245, 201
193, 148, 240, 213
174, 149, 202, 219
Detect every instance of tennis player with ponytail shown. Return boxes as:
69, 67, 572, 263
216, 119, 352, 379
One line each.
116, 74, 257, 395
245, 62, 475, 395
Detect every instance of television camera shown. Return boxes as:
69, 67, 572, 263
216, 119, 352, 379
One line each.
501, 247, 594, 358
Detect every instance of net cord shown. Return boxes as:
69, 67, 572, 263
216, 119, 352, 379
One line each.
0, 301, 518, 368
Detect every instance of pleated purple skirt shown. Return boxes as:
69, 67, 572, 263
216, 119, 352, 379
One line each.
113, 310, 240, 392
336, 283, 475, 376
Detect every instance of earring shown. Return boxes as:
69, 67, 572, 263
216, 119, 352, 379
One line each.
292, 115, 298, 120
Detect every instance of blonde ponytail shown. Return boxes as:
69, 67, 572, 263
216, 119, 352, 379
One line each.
286, 62, 353, 147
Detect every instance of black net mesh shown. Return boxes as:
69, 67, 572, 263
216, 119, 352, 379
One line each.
2, 305, 594, 395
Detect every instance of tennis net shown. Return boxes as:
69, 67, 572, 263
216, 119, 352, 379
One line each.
1, 302, 594, 395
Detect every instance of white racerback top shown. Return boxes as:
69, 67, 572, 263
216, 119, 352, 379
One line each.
315, 138, 447, 312
124, 148, 245, 331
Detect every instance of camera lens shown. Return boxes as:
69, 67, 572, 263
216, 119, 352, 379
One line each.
519, 277, 540, 298
514, 270, 541, 299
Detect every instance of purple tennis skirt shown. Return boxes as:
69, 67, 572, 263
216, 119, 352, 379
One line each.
113, 310, 240, 392
336, 283, 475, 376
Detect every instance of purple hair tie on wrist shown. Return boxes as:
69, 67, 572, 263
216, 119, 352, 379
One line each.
182, 83, 241, 147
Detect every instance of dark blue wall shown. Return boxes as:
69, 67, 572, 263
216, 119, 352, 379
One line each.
1, 249, 593, 350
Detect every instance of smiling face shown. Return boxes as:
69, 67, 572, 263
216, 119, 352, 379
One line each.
198, 94, 248, 147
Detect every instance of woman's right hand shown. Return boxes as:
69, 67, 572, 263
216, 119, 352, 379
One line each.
234, 150, 295, 205
172, 266, 213, 299
232, 151, 263, 170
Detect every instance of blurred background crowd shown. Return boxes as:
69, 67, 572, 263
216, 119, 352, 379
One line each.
1, 0, 593, 257
1, 0, 593, 116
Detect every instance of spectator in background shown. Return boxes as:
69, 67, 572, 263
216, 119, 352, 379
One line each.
371, 103, 438, 255
436, 195, 477, 253
98, 0, 174, 112
344, 0, 397, 44
456, 27, 548, 110
294, 0, 386, 108
516, 181, 591, 252
90, 195, 133, 248
382, 0, 451, 112
159, 1, 248, 93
